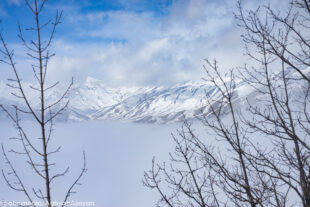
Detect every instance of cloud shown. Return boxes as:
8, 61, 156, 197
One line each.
43, 0, 245, 87
6, 0, 22, 5
85, 11, 161, 41
1, 0, 287, 87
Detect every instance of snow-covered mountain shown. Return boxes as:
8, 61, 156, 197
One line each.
0, 76, 255, 124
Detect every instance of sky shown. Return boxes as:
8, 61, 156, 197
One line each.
0, 0, 284, 87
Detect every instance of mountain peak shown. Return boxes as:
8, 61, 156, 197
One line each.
85, 76, 102, 84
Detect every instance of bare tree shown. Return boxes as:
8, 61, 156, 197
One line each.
144, 0, 310, 206
143, 122, 223, 207
144, 63, 285, 207
235, 0, 310, 206
0, 1, 86, 207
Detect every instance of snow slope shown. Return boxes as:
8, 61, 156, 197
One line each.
0, 76, 260, 124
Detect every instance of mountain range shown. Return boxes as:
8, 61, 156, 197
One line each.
0, 76, 255, 124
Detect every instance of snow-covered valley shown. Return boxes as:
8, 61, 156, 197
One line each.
0, 120, 181, 207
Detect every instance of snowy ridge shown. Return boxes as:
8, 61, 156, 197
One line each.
0, 76, 255, 124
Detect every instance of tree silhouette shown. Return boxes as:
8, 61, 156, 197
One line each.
0, 1, 87, 206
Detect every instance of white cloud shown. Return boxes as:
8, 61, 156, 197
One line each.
86, 11, 161, 41
43, 0, 245, 87
2, 0, 289, 87
6, 0, 22, 5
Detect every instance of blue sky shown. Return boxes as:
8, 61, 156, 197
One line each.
0, 0, 282, 87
